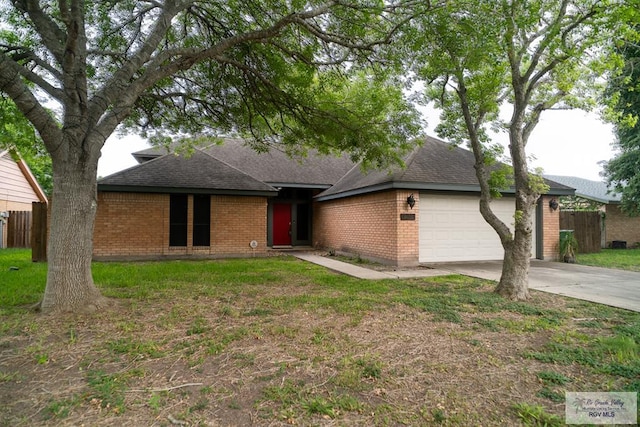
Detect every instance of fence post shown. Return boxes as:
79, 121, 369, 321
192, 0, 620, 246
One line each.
31, 202, 48, 262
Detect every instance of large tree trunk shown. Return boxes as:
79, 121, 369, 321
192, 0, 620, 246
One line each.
39, 155, 107, 313
495, 224, 532, 300
493, 160, 538, 301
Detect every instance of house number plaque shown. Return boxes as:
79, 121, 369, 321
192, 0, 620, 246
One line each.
400, 213, 415, 221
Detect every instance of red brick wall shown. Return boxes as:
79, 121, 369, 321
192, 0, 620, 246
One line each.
313, 190, 419, 266
540, 196, 560, 261
94, 192, 268, 259
210, 195, 269, 255
94, 192, 167, 258
605, 204, 640, 247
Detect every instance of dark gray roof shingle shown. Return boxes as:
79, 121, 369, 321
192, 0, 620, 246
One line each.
200, 138, 355, 187
318, 136, 574, 199
132, 137, 356, 187
115, 135, 574, 198
99, 150, 277, 195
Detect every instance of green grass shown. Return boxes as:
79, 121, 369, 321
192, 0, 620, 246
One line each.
45, 396, 80, 420
512, 402, 563, 426
525, 327, 640, 382
578, 248, 640, 271
0, 249, 48, 307
536, 370, 572, 385
86, 370, 128, 413
0, 248, 340, 307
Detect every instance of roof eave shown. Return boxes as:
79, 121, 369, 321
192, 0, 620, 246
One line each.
316, 182, 575, 201
98, 184, 277, 197
267, 182, 332, 189
574, 192, 621, 204
546, 188, 576, 197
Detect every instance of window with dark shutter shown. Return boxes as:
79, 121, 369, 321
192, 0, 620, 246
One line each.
169, 194, 188, 246
192, 194, 211, 246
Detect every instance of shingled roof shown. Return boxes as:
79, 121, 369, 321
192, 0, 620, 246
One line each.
105, 135, 574, 199
98, 149, 277, 196
544, 175, 620, 204
132, 137, 356, 188
317, 136, 574, 200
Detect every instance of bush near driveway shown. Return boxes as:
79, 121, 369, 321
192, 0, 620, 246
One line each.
1, 249, 638, 426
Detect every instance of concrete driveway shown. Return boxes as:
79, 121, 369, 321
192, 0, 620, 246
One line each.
436, 260, 640, 313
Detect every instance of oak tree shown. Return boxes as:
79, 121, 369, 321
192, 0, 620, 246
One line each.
0, 0, 420, 313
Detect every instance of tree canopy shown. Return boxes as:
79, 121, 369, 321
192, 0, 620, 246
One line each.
0, 0, 422, 313
604, 25, 640, 214
399, 0, 635, 299
0, 1, 421, 167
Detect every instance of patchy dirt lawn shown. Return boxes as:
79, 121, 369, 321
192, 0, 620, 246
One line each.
1, 261, 638, 426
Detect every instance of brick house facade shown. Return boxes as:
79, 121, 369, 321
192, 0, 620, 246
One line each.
94, 192, 269, 259
313, 190, 419, 267
540, 195, 560, 260
95, 137, 572, 265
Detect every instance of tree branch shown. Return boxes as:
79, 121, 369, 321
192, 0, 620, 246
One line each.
11, 0, 66, 63
0, 54, 63, 152
0, 45, 64, 99
455, 75, 513, 242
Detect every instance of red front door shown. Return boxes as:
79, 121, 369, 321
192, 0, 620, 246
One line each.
273, 203, 292, 246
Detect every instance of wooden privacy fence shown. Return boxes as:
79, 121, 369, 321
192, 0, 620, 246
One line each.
560, 211, 602, 254
7, 210, 31, 248
31, 202, 48, 262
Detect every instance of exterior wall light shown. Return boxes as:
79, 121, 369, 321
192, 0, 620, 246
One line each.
549, 198, 559, 211
407, 194, 416, 209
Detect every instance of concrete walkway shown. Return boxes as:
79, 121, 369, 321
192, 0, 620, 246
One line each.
292, 253, 640, 313
292, 252, 451, 279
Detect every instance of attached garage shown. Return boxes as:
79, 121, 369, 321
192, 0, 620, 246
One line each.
419, 194, 537, 263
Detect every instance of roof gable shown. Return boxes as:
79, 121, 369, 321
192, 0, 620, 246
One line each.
202, 138, 356, 187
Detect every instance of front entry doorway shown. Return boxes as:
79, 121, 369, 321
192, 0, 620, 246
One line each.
272, 202, 292, 246
269, 188, 314, 247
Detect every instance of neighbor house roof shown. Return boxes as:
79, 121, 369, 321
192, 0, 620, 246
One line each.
99, 149, 277, 196
316, 137, 574, 200
543, 175, 621, 204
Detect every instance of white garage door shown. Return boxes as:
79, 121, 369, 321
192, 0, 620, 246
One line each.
419, 194, 536, 263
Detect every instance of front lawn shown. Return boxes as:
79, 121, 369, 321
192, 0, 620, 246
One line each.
1, 249, 638, 426
577, 248, 640, 272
